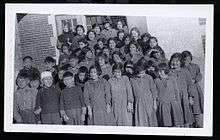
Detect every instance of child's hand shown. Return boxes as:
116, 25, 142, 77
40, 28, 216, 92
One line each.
63, 114, 69, 122
81, 114, 85, 122
34, 108, 41, 115
127, 102, 133, 113
106, 104, 111, 114
189, 97, 194, 106
153, 100, 157, 111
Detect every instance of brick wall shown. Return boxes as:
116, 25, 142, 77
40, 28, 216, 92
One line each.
17, 14, 56, 72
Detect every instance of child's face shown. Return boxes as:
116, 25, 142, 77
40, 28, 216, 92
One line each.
131, 30, 139, 40
138, 70, 146, 77
118, 32, 124, 40
30, 79, 40, 89
158, 70, 167, 79
63, 76, 74, 87
69, 58, 78, 67
79, 42, 86, 49
125, 37, 130, 45
109, 40, 116, 50
94, 27, 101, 34
58, 70, 65, 80
113, 54, 122, 63
98, 41, 104, 48
130, 44, 137, 54
78, 72, 86, 81
117, 21, 123, 29
77, 27, 84, 36
86, 51, 93, 59
88, 32, 95, 40
23, 58, 32, 69
45, 62, 54, 70
170, 58, 181, 69
143, 36, 149, 42
125, 67, 133, 74
103, 49, 110, 57
62, 46, 70, 54
98, 57, 105, 66
113, 69, 122, 78
104, 23, 110, 30
63, 25, 69, 33
42, 77, 53, 88
183, 56, 191, 67
149, 39, 158, 48
90, 68, 98, 80
153, 52, 161, 59
17, 77, 30, 89
60, 58, 68, 65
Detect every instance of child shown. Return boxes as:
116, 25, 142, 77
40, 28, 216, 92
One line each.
86, 29, 97, 51
44, 56, 59, 84
109, 63, 134, 126
169, 53, 195, 127
78, 38, 90, 54
102, 46, 111, 63
123, 61, 135, 79
78, 48, 95, 69
139, 33, 151, 55
18, 56, 40, 80
120, 35, 131, 55
96, 53, 112, 81
13, 72, 37, 124
94, 38, 106, 56
146, 60, 159, 79
34, 71, 62, 124
68, 54, 80, 76
125, 41, 143, 64
111, 51, 125, 65
148, 50, 168, 66
182, 51, 204, 128
59, 43, 72, 59
60, 71, 86, 125
107, 37, 119, 54
92, 23, 103, 40
75, 66, 89, 91
116, 30, 125, 49
58, 55, 69, 68
130, 63, 158, 126
71, 25, 86, 50
154, 63, 184, 127
129, 27, 141, 43
83, 65, 116, 125
146, 37, 165, 59
101, 20, 117, 40
116, 20, 129, 35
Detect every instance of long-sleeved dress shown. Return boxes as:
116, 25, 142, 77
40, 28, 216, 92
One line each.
170, 68, 195, 125
130, 74, 158, 127
183, 63, 204, 115
109, 76, 134, 126
83, 78, 116, 125
154, 76, 184, 127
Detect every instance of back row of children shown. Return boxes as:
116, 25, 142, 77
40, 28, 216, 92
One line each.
13, 20, 204, 128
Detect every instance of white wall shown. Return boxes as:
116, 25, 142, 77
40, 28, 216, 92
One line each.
127, 16, 148, 35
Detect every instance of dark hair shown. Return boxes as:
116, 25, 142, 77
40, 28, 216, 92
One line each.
96, 53, 108, 64
78, 38, 88, 45
86, 29, 96, 41
44, 56, 55, 63
76, 25, 85, 33
141, 33, 151, 40
92, 23, 101, 30
16, 72, 30, 86
169, 52, 183, 67
182, 50, 193, 61
59, 63, 71, 71
134, 62, 146, 75
30, 72, 40, 81
75, 66, 89, 83
97, 38, 106, 44
150, 50, 161, 58
79, 66, 89, 74
130, 27, 140, 37
112, 51, 125, 62
23, 56, 33, 61
63, 71, 73, 79
149, 36, 158, 43
128, 40, 141, 53
69, 53, 79, 60
112, 62, 123, 73
89, 65, 102, 76
117, 29, 125, 37
107, 37, 117, 46
156, 62, 170, 74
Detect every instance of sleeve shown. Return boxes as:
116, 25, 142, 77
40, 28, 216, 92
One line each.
157, 46, 166, 58
195, 64, 202, 83
104, 79, 111, 105
32, 89, 38, 109
35, 90, 41, 111
149, 75, 158, 99
124, 76, 134, 103
172, 77, 181, 102
13, 92, 22, 123
59, 91, 64, 111
83, 82, 91, 107
185, 70, 195, 98
154, 79, 159, 100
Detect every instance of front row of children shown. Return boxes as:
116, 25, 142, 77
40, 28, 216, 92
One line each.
13, 51, 203, 128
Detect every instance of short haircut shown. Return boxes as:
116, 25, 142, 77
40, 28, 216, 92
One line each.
182, 50, 193, 60
89, 65, 102, 76
16, 72, 30, 86
169, 52, 183, 67
69, 53, 79, 60
75, 25, 85, 33
59, 64, 71, 71
107, 37, 117, 45
130, 27, 140, 36
112, 51, 125, 61
156, 62, 170, 74
112, 62, 123, 72
134, 62, 146, 75
23, 56, 33, 61
63, 71, 73, 79
86, 29, 96, 40
44, 56, 55, 63
78, 38, 88, 45
97, 38, 106, 44
149, 36, 158, 43
92, 23, 101, 30
141, 33, 151, 40
117, 29, 125, 37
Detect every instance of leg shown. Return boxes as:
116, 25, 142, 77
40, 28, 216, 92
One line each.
51, 113, 62, 124
41, 113, 52, 124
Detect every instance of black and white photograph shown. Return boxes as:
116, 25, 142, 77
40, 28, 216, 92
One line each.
4, 4, 213, 136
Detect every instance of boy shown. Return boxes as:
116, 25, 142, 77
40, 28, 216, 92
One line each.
44, 56, 59, 84
60, 71, 86, 125
14, 72, 37, 124
34, 71, 62, 124
18, 56, 40, 80
101, 20, 117, 40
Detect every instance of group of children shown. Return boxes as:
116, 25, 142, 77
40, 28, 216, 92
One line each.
13, 19, 204, 128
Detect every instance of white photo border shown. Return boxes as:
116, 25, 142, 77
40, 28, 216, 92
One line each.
4, 4, 214, 136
